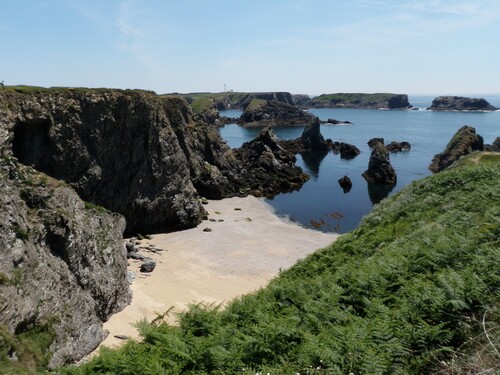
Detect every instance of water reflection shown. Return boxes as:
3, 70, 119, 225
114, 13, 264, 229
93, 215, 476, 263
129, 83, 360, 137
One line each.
367, 183, 395, 204
299, 150, 329, 179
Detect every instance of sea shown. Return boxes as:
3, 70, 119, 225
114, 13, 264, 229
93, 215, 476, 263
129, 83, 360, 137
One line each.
219, 95, 500, 233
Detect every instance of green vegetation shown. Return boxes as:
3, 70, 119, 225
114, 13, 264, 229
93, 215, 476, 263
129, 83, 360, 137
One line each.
0, 323, 55, 374
450, 151, 500, 168
244, 98, 266, 111
60, 162, 499, 374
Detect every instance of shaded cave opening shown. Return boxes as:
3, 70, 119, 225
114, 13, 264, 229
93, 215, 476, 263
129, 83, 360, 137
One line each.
12, 118, 54, 176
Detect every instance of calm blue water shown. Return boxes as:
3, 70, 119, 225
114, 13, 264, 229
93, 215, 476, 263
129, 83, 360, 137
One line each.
219, 95, 500, 233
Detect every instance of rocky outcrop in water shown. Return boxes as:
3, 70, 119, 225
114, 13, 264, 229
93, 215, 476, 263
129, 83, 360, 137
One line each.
165, 97, 310, 199
339, 143, 360, 159
338, 176, 352, 193
427, 96, 497, 111
280, 117, 332, 153
429, 126, 484, 172
2, 89, 203, 235
324, 118, 352, 125
385, 141, 411, 152
239, 100, 316, 127
368, 138, 384, 148
362, 144, 397, 184
0, 158, 130, 368
233, 128, 309, 196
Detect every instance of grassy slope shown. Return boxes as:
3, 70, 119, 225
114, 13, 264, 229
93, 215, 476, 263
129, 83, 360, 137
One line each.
61, 161, 498, 374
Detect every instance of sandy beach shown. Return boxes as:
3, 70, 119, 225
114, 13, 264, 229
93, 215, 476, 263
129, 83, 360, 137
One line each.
95, 196, 338, 352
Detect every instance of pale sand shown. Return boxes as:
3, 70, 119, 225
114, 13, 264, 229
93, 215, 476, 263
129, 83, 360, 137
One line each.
95, 196, 338, 352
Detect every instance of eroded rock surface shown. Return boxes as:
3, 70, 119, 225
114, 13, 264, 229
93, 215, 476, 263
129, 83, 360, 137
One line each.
362, 144, 397, 184
0, 159, 130, 367
429, 126, 484, 172
1, 89, 203, 235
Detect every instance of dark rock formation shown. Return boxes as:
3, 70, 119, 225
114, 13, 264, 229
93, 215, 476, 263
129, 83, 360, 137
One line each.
429, 126, 484, 172
339, 143, 360, 159
305, 93, 412, 109
362, 144, 397, 184
233, 128, 309, 197
165, 97, 310, 199
338, 176, 352, 193
332, 141, 341, 154
385, 141, 411, 152
324, 118, 352, 125
2, 89, 204, 235
427, 96, 497, 111
0, 159, 130, 367
239, 100, 316, 127
280, 117, 332, 153
484, 137, 500, 152
368, 138, 384, 148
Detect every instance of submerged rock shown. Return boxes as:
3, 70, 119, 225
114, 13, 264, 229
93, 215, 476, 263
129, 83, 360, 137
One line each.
362, 144, 397, 184
429, 126, 484, 172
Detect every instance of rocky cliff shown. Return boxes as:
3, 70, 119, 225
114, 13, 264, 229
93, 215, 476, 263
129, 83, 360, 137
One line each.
304, 93, 412, 109
1, 88, 204, 235
0, 158, 130, 368
427, 96, 497, 111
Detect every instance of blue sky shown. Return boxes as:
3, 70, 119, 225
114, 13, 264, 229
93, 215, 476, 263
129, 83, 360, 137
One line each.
1, 0, 499, 95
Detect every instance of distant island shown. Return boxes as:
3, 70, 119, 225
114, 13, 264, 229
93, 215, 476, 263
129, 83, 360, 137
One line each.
300, 93, 412, 109
168, 91, 413, 112
427, 96, 498, 111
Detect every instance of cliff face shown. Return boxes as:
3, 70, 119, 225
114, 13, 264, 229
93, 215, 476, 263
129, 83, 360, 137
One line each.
0, 158, 130, 367
1, 89, 204, 234
304, 93, 412, 109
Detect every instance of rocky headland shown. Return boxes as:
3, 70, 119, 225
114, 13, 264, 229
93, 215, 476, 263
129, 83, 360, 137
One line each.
427, 96, 497, 111
0, 87, 314, 367
303, 93, 412, 109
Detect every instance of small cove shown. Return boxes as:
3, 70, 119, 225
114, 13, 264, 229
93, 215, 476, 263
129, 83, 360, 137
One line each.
219, 95, 500, 233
